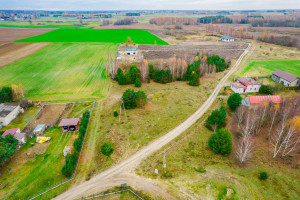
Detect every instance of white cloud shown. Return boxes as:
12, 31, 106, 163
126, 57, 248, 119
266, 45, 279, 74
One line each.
1, 0, 300, 10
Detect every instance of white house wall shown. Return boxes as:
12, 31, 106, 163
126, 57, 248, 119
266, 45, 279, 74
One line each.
245, 85, 261, 93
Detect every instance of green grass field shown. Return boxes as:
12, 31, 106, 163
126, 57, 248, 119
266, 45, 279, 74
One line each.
237, 60, 300, 77
15, 29, 169, 45
0, 43, 117, 101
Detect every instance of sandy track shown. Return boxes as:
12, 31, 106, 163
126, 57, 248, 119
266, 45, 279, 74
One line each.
53, 44, 253, 200
0, 42, 50, 68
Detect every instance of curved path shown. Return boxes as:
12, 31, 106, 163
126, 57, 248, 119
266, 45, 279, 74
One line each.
54, 43, 254, 200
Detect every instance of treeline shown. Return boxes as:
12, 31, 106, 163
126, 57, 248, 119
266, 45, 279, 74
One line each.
114, 17, 134, 25
198, 15, 232, 24
61, 110, 90, 178
113, 53, 229, 87
126, 13, 140, 16
251, 19, 300, 27
0, 134, 18, 166
149, 17, 197, 25
205, 24, 254, 39
259, 31, 298, 47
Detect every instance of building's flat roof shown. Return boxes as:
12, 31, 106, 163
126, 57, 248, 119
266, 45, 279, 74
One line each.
231, 82, 247, 89
0, 103, 19, 118
237, 77, 262, 86
273, 70, 298, 83
221, 36, 234, 39
59, 118, 79, 127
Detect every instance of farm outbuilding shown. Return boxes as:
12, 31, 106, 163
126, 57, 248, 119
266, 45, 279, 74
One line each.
245, 95, 282, 105
2, 128, 26, 144
0, 103, 23, 127
231, 77, 262, 94
272, 70, 300, 87
220, 36, 235, 42
33, 124, 46, 135
59, 118, 79, 132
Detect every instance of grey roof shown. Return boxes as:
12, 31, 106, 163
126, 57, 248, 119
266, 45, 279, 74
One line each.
0, 103, 19, 118
59, 118, 79, 127
14, 132, 26, 140
221, 36, 234, 40
273, 70, 298, 82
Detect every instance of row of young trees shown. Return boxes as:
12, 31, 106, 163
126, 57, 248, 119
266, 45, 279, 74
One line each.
61, 110, 90, 178
233, 95, 300, 164
205, 24, 254, 39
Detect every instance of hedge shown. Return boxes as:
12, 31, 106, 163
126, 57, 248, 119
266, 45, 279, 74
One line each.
61, 110, 90, 178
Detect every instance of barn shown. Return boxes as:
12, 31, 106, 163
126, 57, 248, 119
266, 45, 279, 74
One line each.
59, 118, 79, 132
271, 70, 300, 87
220, 36, 235, 42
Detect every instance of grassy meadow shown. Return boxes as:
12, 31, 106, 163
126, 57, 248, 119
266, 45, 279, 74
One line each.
15, 29, 169, 45
0, 42, 117, 101
237, 60, 300, 77
136, 100, 300, 200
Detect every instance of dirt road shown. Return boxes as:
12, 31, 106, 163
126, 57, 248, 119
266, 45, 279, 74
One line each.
53, 43, 254, 200
0, 42, 50, 68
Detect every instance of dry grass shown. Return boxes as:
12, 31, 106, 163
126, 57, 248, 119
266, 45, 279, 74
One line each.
135, 100, 300, 200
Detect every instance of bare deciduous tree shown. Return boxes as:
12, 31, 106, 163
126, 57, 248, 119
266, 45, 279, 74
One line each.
236, 136, 253, 164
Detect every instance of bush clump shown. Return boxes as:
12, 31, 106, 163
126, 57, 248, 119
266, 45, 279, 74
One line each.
153, 69, 172, 84
227, 93, 242, 111
100, 142, 114, 157
0, 134, 18, 166
205, 107, 227, 130
113, 110, 118, 117
115, 66, 141, 86
208, 128, 233, 156
259, 171, 268, 180
122, 89, 147, 109
259, 85, 273, 95
134, 78, 142, 87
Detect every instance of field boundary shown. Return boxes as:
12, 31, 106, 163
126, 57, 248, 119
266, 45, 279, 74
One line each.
28, 99, 96, 200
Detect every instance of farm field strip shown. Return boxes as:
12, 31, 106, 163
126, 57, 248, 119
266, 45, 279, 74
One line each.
15, 29, 169, 45
237, 60, 300, 77
0, 42, 50, 68
0, 42, 117, 101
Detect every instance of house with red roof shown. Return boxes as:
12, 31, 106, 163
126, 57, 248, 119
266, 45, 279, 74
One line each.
245, 95, 282, 105
2, 128, 26, 144
58, 118, 79, 132
230, 77, 262, 94
272, 70, 300, 87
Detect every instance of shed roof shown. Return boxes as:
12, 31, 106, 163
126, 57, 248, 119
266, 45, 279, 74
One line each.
248, 95, 282, 104
14, 132, 26, 140
2, 128, 20, 138
59, 118, 79, 127
272, 70, 298, 83
34, 124, 45, 132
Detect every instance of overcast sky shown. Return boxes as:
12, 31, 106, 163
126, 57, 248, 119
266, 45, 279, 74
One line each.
1, 0, 300, 10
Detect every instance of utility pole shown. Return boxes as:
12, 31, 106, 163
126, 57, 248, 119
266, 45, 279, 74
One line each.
119, 98, 127, 123
163, 151, 166, 174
